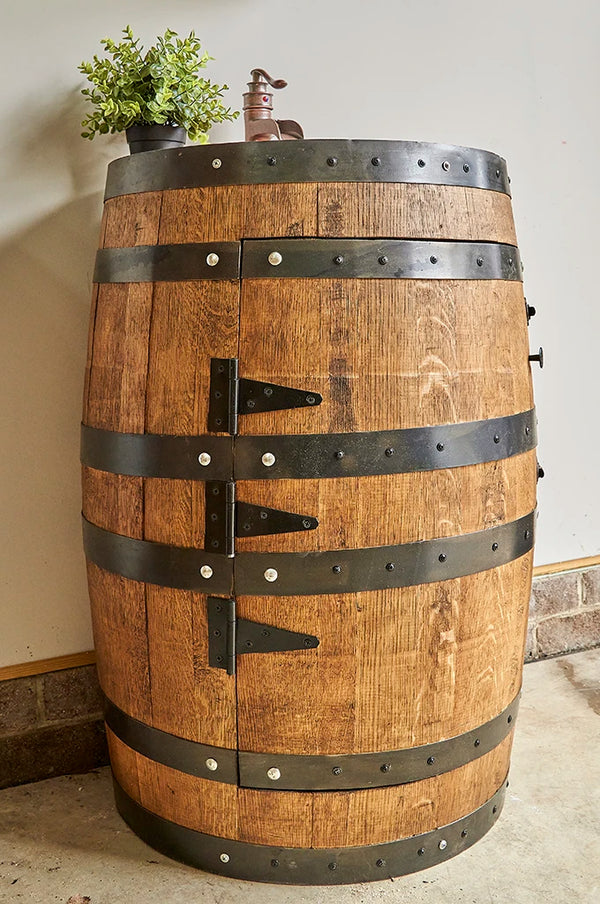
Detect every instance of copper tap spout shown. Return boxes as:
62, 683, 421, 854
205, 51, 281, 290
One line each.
243, 68, 304, 142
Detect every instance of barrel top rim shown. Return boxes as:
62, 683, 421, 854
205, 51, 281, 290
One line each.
108, 137, 508, 165
104, 138, 511, 199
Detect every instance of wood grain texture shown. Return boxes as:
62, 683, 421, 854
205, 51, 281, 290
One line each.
82, 284, 99, 417
83, 280, 154, 722
237, 279, 532, 435
87, 563, 151, 723
309, 735, 512, 848
102, 192, 163, 248
107, 729, 511, 847
85, 284, 154, 432
83, 193, 160, 731
236, 553, 532, 755
158, 184, 318, 243
317, 183, 517, 245
142, 279, 239, 746
236, 452, 537, 552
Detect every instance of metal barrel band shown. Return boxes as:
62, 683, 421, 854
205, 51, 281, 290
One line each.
80, 409, 537, 481
103, 697, 238, 784
234, 511, 535, 596
242, 238, 522, 281
113, 777, 507, 885
93, 242, 241, 284
235, 409, 536, 479
82, 517, 234, 595
104, 139, 511, 200
93, 239, 521, 285
81, 426, 234, 481
82, 511, 535, 596
103, 693, 518, 791
238, 696, 519, 790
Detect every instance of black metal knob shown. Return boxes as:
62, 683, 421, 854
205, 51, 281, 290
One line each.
529, 347, 544, 368
525, 299, 537, 323
537, 462, 545, 479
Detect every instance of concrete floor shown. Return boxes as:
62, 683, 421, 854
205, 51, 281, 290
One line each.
1, 649, 599, 904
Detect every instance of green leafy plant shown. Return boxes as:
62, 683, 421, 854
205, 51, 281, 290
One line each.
78, 25, 238, 142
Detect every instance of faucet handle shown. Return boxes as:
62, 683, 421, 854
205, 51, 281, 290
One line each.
250, 68, 287, 90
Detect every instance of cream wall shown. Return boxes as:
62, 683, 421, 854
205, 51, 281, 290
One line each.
1, 0, 598, 667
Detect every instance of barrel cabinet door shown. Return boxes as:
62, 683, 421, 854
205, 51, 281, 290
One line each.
233, 232, 536, 847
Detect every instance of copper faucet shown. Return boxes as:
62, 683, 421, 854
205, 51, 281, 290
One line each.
243, 68, 304, 141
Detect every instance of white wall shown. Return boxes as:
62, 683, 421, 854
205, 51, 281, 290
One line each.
1, 0, 597, 666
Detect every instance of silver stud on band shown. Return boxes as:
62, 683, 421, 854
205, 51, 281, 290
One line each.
268, 251, 283, 266
264, 568, 279, 583
267, 767, 281, 781
206, 252, 220, 267
198, 452, 212, 466
261, 452, 276, 467
200, 565, 214, 579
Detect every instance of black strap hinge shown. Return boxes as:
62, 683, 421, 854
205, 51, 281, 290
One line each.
205, 481, 236, 557
208, 597, 319, 675
205, 481, 318, 551
236, 502, 318, 537
208, 358, 322, 434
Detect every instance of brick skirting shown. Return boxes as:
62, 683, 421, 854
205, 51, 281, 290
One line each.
0, 665, 108, 790
527, 565, 600, 661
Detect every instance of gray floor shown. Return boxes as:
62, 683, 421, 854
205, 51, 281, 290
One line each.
1, 649, 599, 904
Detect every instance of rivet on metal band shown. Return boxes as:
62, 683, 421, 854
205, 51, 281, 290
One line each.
82, 511, 535, 596
82, 517, 234, 595
241, 239, 522, 281
81, 426, 235, 481
80, 409, 537, 482
112, 777, 508, 885
103, 697, 238, 784
102, 693, 518, 791
93, 242, 241, 283
103, 139, 511, 200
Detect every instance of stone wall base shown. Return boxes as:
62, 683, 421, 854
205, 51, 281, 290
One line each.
527, 564, 600, 661
0, 665, 108, 790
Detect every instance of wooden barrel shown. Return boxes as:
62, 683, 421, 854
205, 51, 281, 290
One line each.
81, 139, 538, 884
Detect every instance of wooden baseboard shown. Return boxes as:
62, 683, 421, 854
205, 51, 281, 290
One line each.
533, 555, 600, 578
0, 651, 96, 682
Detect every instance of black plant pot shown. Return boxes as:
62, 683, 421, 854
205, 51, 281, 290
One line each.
126, 124, 187, 154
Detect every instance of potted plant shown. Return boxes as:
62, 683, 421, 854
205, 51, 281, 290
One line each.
78, 25, 239, 153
